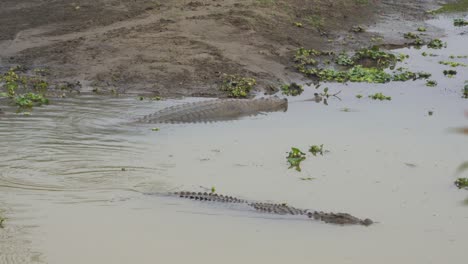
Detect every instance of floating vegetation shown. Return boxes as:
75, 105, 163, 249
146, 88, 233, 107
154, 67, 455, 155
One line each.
293, 46, 427, 84
309, 144, 324, 156
427, 39, 446, 49
320, 66, 391, 83
454, 18, 468, 26
151, 128, 160, 131
0, 66, 50, 110
14, 93, 49, 108
416, 72, 432, 79
412, 38, 424, 46
455, 178, 468, 189
369, 93, 391, 101
220, 74, 256, 98
392, 68, 431, 81
443, 69, 457, 77
281, 82, 303, 96
404, 32, 419, 39
356, 94, 363, 99
0, 214, 4, 228
352, 47, 399, 68
335, 53, 354, 66
417, 27, 427, 32
287, 147, 306, 172
426, 80, 438, 87
449, 55, 468, 59
439, 61, 467, 67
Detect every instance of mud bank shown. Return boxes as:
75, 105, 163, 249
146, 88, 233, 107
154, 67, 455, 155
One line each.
0, 0, 452, 97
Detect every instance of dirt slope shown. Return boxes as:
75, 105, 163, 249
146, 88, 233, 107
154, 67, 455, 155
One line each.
0, 0, 444, 97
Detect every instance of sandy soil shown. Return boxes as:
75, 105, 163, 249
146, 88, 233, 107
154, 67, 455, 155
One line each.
0, 0, 446, 97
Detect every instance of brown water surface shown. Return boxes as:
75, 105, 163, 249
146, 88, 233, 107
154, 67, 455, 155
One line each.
1, 16, 468, 264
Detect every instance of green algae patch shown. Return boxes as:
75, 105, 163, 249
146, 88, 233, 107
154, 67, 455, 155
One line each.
221, 74, 256, 98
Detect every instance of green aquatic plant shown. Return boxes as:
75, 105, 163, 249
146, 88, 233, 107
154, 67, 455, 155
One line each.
352, 46, 398, 68
443, 69, 457, 77
281, 83, 303, 96
347, 66, 392, 83
0, 215, 4, 228
304, 66, 392, 84
1, 67, 50, 110
221, 75, 256, 98
412, 38, 424, 46
287, 147, 306, 172
427, 39, 445, 49
449, 55, 468, 59
335, 53, 354, 66
356, 94, 363, 99
454, 18, 468, 26
14, 93, 49, 108
426, 80, 438, 87
309, 144, 324, 156
151, 128, 160, 131
404, 32, 419, 39
392, 68, 417, 81
417, 27, 427, 32
439, 61, 467, 67
417, 72, 432, 79
455, 178, 468, 189
392, 69, 432, 81
369, 93, 391, 101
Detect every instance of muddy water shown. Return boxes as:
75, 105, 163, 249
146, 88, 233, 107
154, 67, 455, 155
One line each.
1, 16, 468, 264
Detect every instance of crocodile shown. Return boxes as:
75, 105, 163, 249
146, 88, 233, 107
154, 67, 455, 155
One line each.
156, 191, 373, 226
137, 97, 288, 124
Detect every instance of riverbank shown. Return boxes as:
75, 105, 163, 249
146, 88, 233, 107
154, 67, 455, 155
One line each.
0, 0, 457, 98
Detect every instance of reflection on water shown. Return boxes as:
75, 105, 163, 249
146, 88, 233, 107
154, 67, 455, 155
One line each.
1, 15, 468, 264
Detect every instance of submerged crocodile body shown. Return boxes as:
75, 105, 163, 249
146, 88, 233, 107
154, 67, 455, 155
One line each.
160, 191, 373, 226
138, 97, 288, 124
